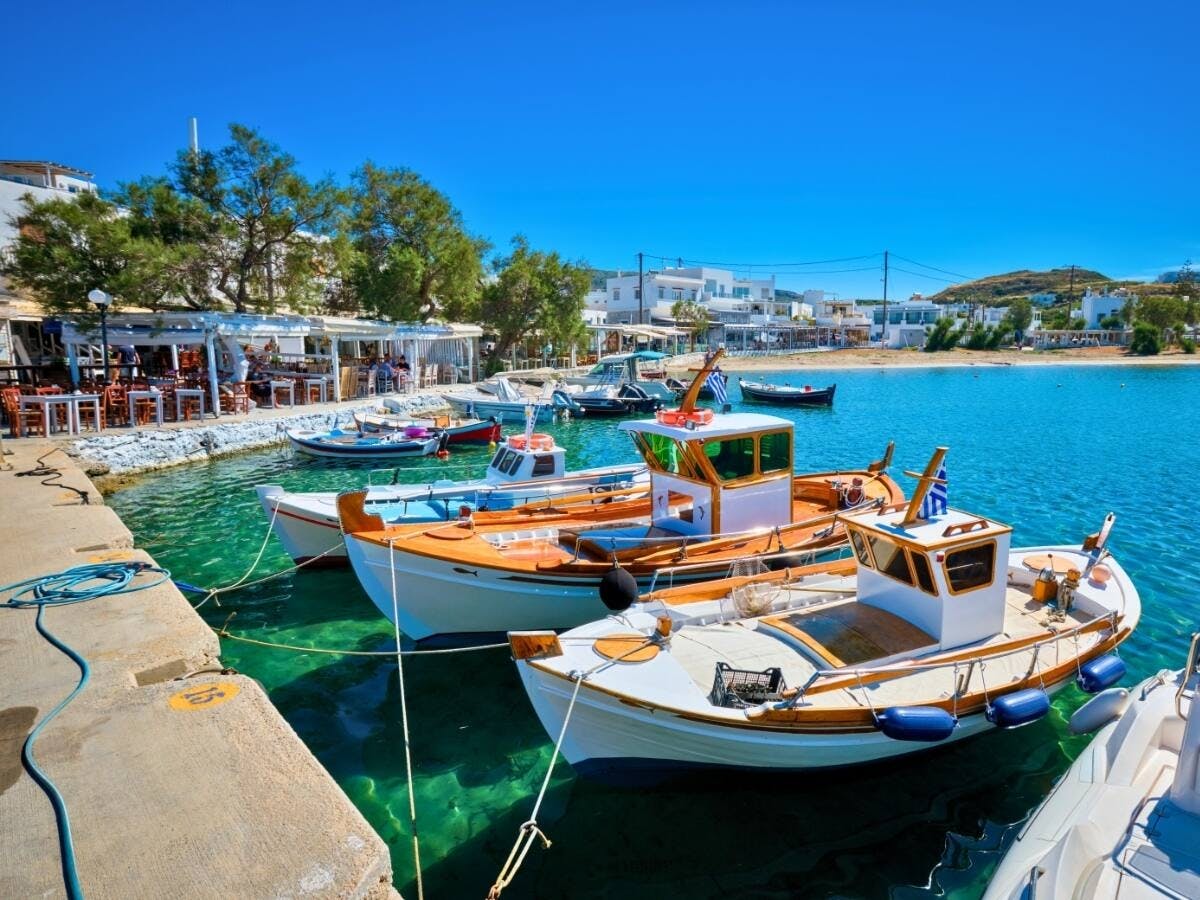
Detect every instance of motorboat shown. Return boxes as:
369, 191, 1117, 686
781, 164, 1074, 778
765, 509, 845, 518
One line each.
442, 376, 581, 423
285, 427, 445, 459
563, 353, 677, 403
257, 431, 647, 566
352, 410, 501, 445
738, 378, 836, 406
570, 383, 661, 417
509, 452, 1139, 779
666, 370, 728, 402
984, 636, 1198, 900
337, 353, 904, 640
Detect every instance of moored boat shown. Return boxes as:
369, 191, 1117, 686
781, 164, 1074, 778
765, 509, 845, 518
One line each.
258, 431, 648, 566
738, 378, 836, 406
442, 376, 582, 422
570, 383, 661, 417
337, 353, 903, 640
984, 635, 1198, 900
352, 410, 501, 445
509, 452, 1139, 779
286, 427, 445, 459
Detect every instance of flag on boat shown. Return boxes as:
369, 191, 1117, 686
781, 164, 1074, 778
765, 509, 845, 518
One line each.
919, 466, 948, 519
705, 367, 728, 405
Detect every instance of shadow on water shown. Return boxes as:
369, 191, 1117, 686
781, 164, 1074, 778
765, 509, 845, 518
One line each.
105, 364, 1200, 898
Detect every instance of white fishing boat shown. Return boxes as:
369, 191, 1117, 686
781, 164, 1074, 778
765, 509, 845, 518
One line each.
442, 376, 580, 422
509, 450, 1140, 779
984, 635, 1200, 900
285, 427, 443, 459
562, 352, 677, 403
257, 431, 647, 567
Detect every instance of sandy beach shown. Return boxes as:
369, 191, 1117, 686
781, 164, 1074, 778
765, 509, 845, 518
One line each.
668, 346, 1200, 373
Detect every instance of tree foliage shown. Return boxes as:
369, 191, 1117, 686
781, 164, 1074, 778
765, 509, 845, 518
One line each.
1129, 322, 1161, 355
478, 236, 589, 362
671, 299, 710, 350
1007, 297, 1032, 338
349, 163, 487, 322
2, 191, 186, 315
172, 124, 346, 313
962, 321, 1012, 350
1135, 295, 1187, 333
923, 317, 962, 351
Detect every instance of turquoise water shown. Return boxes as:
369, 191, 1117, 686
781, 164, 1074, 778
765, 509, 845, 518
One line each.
107, 364, 1200, 898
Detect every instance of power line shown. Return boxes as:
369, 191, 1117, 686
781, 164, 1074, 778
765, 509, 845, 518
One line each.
889, 266, 960, 284
888, 254, 974, 282
639, 252, 882, 269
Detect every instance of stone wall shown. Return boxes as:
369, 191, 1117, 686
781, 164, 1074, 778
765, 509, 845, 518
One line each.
65, 394, 452, 476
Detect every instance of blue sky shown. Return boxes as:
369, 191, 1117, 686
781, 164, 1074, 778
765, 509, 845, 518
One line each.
8, 1, 1197, 298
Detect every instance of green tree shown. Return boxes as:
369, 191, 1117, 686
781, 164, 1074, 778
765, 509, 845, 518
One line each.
671, 299, 711, 351
1135, 295, 1187, 337
1176, 259, 1196, 326
1129, 322, 1161, 355
1007, 297, 1032, 340
349, 163, 488, 322
2, 191, 184, 315
923, 317, 961, 351
174, 123, 346, 313
478, 236, 590, 364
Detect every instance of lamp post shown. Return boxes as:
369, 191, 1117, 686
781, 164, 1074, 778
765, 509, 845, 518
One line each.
87, 289, 112, 385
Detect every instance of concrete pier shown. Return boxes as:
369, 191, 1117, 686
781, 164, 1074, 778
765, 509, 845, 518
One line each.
0, 440, 399, 899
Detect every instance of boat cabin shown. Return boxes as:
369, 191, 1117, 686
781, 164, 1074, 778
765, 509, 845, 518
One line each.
842, 505, 1012, 651
620, 412, 795, 537
484, 434, 566, 484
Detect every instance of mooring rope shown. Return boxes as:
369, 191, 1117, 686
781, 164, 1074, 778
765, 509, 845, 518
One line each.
213, 616, 508, 657
389, 539, 424, 900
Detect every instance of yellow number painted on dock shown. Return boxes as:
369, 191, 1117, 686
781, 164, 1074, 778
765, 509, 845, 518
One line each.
168, 681, 240, 711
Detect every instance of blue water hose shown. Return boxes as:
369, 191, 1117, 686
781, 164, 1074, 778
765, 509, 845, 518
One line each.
2, 562, 170, 900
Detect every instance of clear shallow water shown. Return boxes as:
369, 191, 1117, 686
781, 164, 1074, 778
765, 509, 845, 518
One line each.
107, 364, 1200, 899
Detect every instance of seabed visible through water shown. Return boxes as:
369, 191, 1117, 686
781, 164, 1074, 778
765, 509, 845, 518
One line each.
107, 364, 1200, 899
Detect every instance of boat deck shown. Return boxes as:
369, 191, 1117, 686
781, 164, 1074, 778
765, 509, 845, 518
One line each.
668, 585, 1098, 709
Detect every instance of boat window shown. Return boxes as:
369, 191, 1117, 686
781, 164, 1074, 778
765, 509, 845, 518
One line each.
850, 530, 873, 568
868, 535, 913, 586
531, 454, 556, 476
909, 551, 936, 595
944, 542, 996, 593
703, 437, 757, 482
758, 430, 791, 474
639, 432, 681, 474
489, 448, 507, 469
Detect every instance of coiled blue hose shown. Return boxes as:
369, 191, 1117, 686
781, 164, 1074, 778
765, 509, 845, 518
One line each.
2, 562, 170, 900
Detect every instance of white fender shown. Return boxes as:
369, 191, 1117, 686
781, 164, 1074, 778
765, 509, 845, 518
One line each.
1068, 687, 1130, 735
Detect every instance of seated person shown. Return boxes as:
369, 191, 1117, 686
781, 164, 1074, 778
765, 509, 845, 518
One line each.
246, 358, 272, 403
395, 354, 411, 374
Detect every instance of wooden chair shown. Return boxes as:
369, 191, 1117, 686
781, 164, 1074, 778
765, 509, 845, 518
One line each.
103, 385, 129, 427
356, 370, 376, 399
221, 382, 250, 415
133, 395, 159, 426
420, 365, 436, 390
76, 400, 103, 432
1, 388, 46, 438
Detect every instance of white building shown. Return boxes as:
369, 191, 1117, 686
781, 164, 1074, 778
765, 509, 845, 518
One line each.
0, 160, 99, 367
604, 266, 776, 326
1030, 292, 1057, 306
1080, 288, 1132, 329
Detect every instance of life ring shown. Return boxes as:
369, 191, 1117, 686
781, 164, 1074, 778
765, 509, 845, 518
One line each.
508, 433, 554, 451
656, 408, 715, 427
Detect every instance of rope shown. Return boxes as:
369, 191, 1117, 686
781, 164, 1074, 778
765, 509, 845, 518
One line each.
191, 499, 285, 610
213, 617, 508, 657
389, 540, 424, 900
2, 562, 170, 900
15, 447, 90, 505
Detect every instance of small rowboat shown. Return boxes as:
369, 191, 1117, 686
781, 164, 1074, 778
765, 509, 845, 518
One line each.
353, 411, 501, 445
738, 378, 836, 406
286, 427, 445, 459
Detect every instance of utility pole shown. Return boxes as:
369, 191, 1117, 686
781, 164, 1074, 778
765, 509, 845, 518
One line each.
881, 249, 889, 347
637, 252, 645, 326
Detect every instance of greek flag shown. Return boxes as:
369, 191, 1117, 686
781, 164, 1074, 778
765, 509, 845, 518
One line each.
705, 368, 728, 405
920, 466, 948, 519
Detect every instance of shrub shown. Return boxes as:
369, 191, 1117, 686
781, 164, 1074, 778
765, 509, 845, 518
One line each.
1129, 323, 1161, 355
923, 318, 961, 352
1181, 337, 1196, 354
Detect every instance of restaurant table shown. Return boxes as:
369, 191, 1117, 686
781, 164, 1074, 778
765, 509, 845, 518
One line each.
174, 388, 207, 420
302, 377, 329, 403
19, 394, 79, 436
127, 390, 165, 427
72, 393, 103, 433
269, 380, 295, 408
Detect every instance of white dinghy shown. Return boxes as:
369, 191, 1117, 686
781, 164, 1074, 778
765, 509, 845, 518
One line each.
510, 449, 1141, 779
984, 634, 1200, 900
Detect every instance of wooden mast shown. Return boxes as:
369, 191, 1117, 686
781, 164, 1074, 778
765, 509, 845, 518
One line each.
900, 446, 948, 526
678, 348, 724, 414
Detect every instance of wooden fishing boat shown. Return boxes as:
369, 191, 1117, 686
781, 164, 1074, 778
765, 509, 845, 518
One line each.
352, 411, 501, 445
738, 378, 836, 406
984, 635, 1199, 900
286, 427, 444, 459
510, 450, 1139, 778
337, 352, 903, 640
257, 431, 647, 566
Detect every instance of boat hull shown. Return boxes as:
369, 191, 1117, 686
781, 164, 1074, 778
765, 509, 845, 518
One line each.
443, 395, 558, 423
286, 430, 440, 458
738, 381, 836, 406
355, 413, 501, 445
517, 661, 1059, 776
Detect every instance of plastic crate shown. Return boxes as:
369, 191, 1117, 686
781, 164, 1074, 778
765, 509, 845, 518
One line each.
709, 662, 786, 708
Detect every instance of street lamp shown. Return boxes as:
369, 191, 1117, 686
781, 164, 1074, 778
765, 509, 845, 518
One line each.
87, 289, 112, 385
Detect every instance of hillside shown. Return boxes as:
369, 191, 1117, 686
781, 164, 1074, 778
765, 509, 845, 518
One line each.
929, 268, 1111, 304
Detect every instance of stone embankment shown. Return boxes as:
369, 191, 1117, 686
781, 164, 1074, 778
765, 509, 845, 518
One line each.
63, 393, 452, 477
